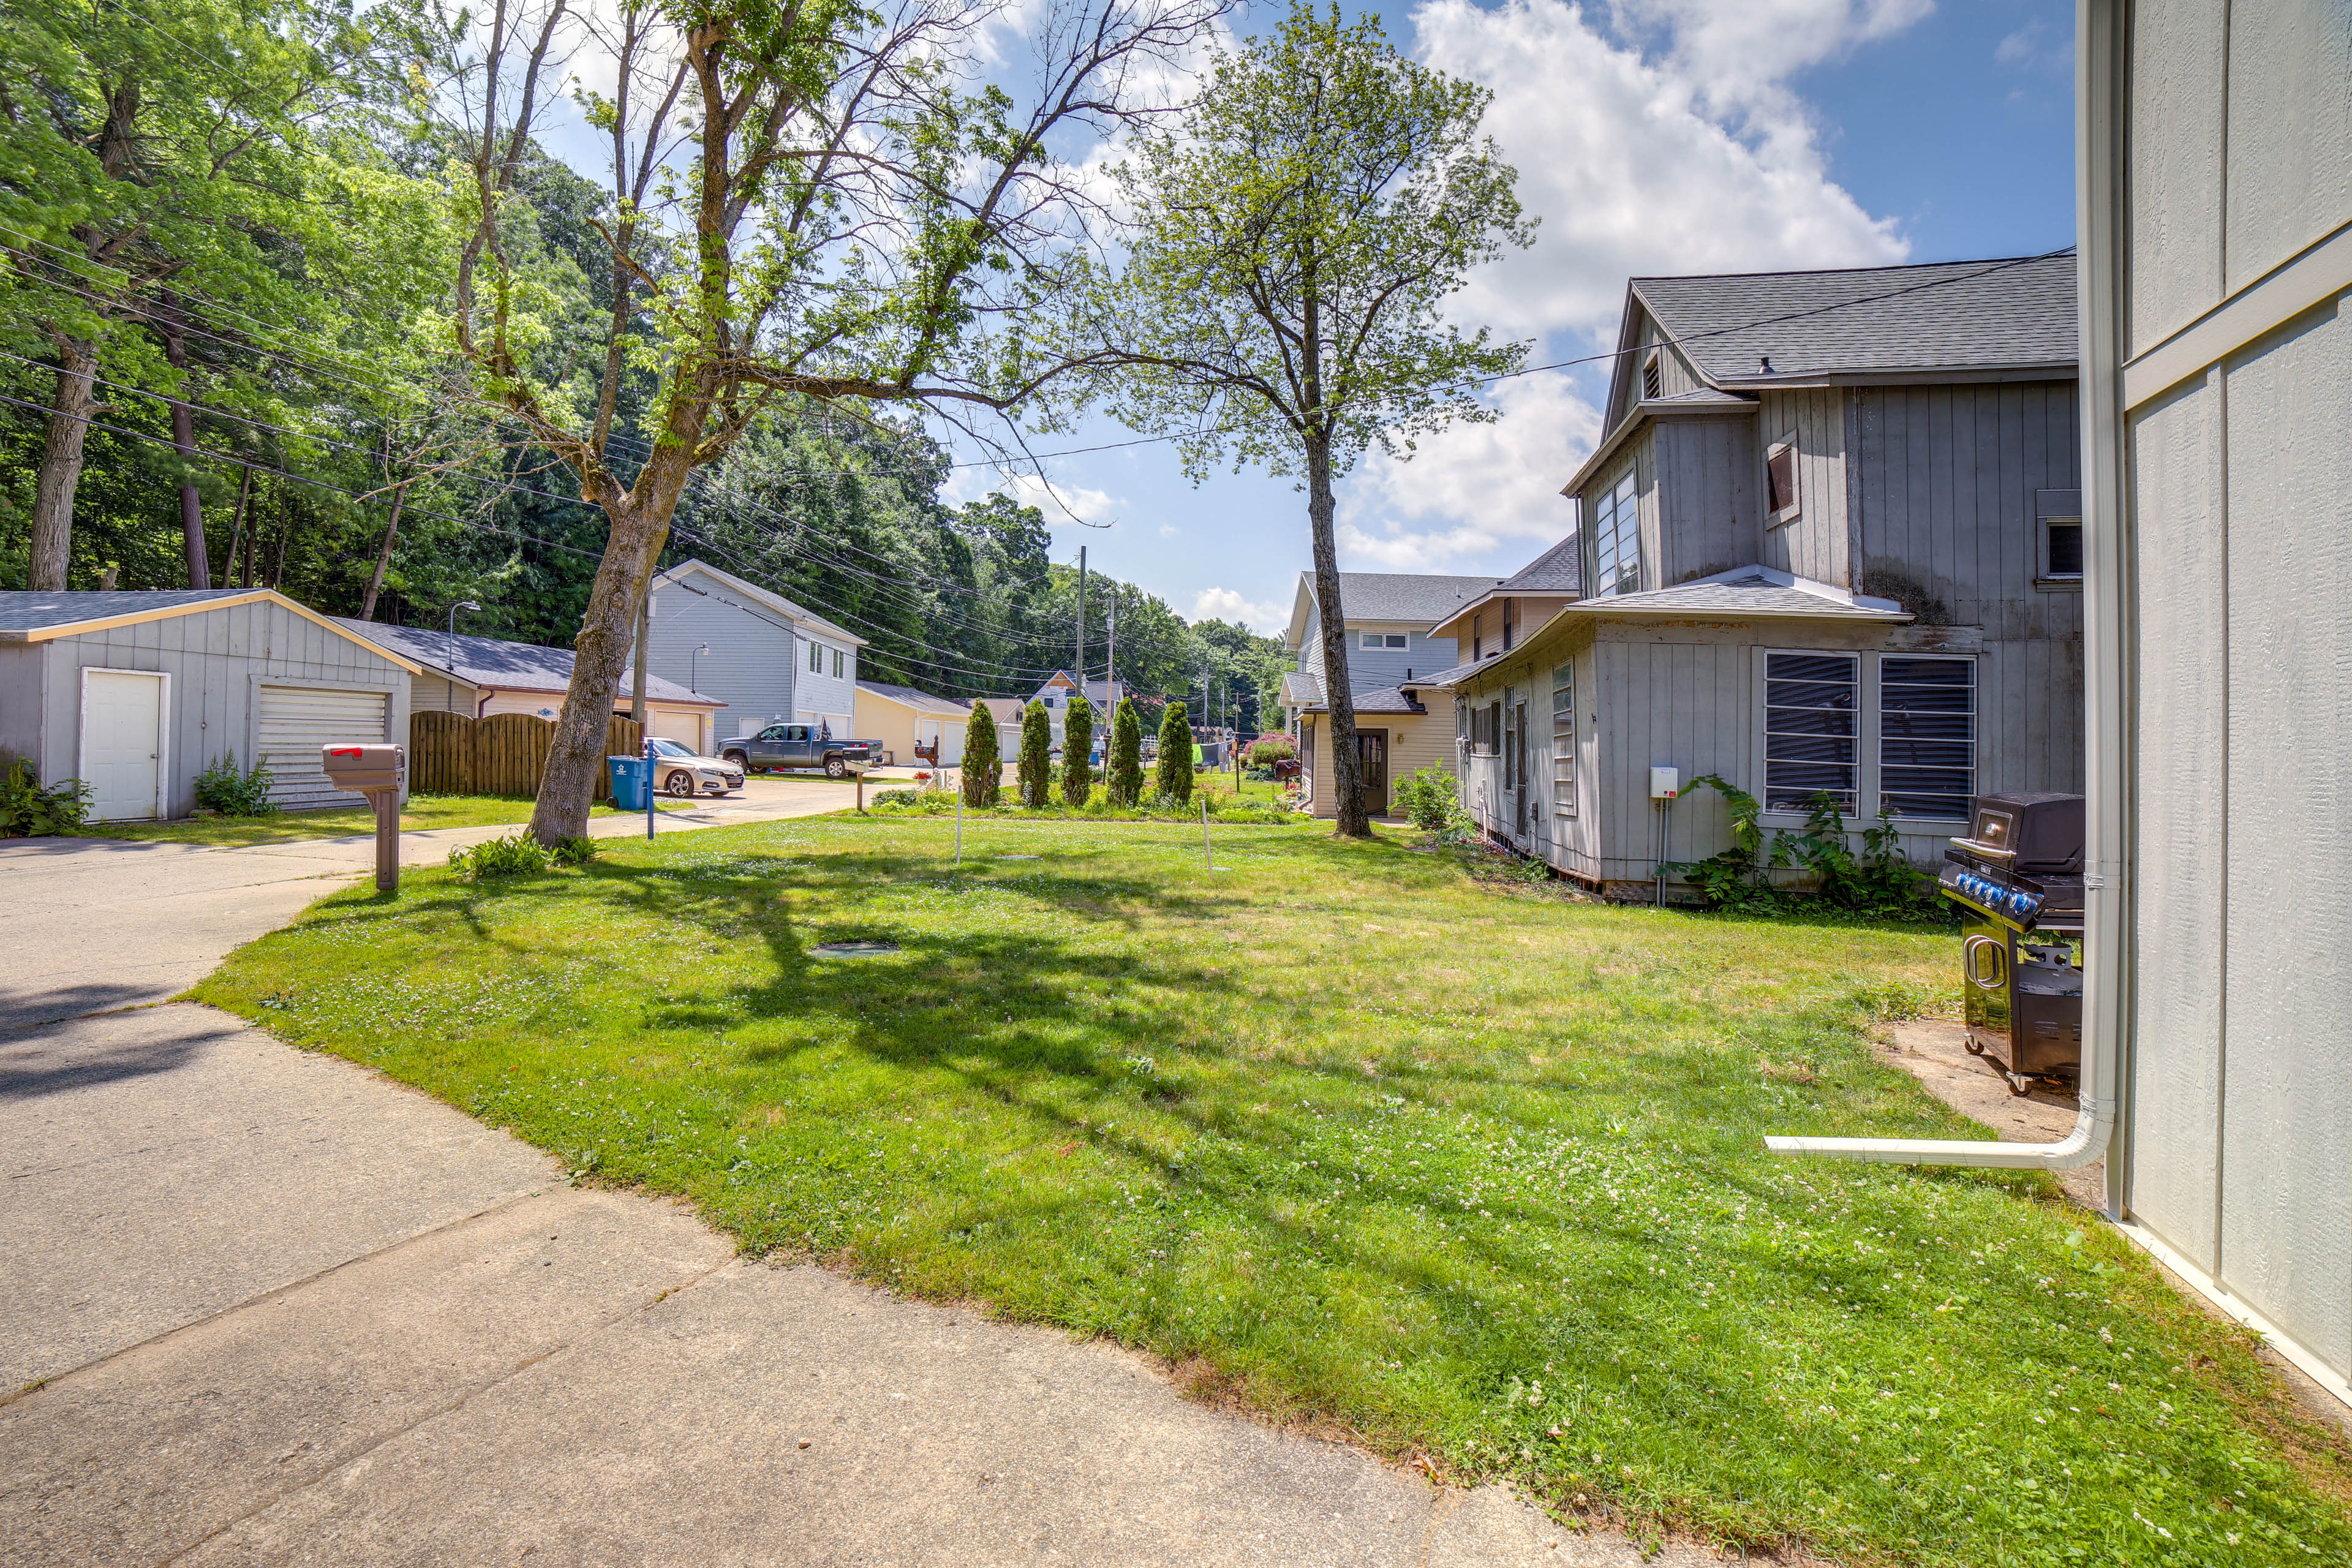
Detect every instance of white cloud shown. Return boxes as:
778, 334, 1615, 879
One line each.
1337, 372, 1602, 570
1993, 17, 2071, 74
1190, 586, 1289, 634
1412, 0, 1914, 344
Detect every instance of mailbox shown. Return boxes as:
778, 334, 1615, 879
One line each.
321, 744, 404, 893
323, 744, 404, 793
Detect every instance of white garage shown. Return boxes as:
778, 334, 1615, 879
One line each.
0, 590, 417, 823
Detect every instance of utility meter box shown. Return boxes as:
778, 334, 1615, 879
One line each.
1649, 765, 1681, 801
322, 744, 404, 793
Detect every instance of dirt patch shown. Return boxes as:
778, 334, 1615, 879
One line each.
1872, 1018, 2103, 1210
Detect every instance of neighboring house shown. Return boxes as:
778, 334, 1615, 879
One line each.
335, 620, 723, 753
638, 559, 864, 741
1031, 670, 1126, 715
1280, 571, 1493, 820
0, 589, 417, 819
2078, 0, 2352, 1409
977, 696, 1026, 761
1446, 251, 2083, 890
854, 679, 972, 767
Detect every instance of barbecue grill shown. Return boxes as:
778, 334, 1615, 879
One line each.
1937, 793, 2085, 1095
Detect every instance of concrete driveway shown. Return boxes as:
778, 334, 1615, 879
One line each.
0, 795, 1702, 1566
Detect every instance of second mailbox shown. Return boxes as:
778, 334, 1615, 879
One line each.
322, 743, 404, 792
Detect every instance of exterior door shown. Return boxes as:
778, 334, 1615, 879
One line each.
81, 669, 165, 821
1355, 729, 1389, 816
1512, 699, 1530, 835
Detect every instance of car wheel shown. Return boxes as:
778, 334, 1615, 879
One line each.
721, 750, 748, 771
665, 771, 696, 797
824, 756, 848, 780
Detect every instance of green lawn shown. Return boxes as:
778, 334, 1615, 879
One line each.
192, 816, 2352, 1566
83, 793, 686, 848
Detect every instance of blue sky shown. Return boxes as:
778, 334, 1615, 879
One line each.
949, 0, 2078, 635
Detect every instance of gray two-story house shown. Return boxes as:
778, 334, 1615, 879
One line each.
1446, 252, 2084, 892
638, 559, 865, 743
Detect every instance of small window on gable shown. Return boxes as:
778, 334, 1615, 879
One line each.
2037, 489, 2084, 584
1766, 435, 1800, 524
1642, 355, 1662, 401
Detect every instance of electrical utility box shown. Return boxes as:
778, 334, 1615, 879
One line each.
1649, 766, 1680, 801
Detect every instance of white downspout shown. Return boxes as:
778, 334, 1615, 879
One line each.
1770, 0, 2126, 1188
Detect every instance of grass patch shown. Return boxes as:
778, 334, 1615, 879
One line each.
193, 816, 2352, 1565
82, 793, 687, 847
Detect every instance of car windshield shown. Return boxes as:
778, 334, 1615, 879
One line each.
649, 739, 695, 758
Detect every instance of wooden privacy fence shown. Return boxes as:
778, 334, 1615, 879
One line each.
408, 710, 642, 801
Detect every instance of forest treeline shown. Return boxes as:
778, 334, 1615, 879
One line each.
0, 0, 1286, 724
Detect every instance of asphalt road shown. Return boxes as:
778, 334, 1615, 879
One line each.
0, 786, 1699, 1567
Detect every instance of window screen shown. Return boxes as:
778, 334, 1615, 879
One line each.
1590, 469, 1640, 597
1879, 656, 1975, 819
1766, 440, 1799, 517
1763, 652, 1858, 811
1550, 662, 1576, 816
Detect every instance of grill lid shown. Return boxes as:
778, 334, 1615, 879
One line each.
1950, 792, 2084, 875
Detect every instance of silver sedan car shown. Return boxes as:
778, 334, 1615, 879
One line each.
647, 737, 745, 797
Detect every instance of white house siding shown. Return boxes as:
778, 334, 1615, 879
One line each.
793, 633, 857, 733
2086, 0, 2352, 1398
644, 567, 796, 736
31, 598, 409, 817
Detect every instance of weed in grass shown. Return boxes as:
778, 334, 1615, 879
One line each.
194, 816, 2352, 1567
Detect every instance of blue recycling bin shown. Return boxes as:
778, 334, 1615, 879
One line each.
607, 755, 650, 811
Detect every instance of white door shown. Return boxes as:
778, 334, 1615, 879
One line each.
81, 670, 165, 821
258, 685, 390, 809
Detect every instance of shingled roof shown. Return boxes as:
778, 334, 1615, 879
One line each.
333, 619, 716, 703
1634, 251, 2077, 384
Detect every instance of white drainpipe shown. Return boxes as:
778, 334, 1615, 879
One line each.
1770, 118, 2127, 1200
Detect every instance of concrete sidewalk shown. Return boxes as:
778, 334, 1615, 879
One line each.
0, 793, 1708, 1566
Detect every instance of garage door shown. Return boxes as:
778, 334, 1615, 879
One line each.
258, 685, 390, 809
648, 706, 706, 751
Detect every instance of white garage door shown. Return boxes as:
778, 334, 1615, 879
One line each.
81, 669, 166, 821
258, 685, 390, 809
647, 706, 706, 751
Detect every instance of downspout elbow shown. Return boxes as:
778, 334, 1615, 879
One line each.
1763, 1093, 2114, 1170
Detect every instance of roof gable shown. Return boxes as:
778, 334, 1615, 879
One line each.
0, 589, 423, 672
655, 559, 865, 647
857, 678, 971, 715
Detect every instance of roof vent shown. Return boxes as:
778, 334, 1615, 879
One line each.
1760, 355, 1774, 373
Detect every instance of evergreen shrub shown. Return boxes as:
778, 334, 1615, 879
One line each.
1106, 697, 1144, 807
1155, 702, 1194, 805
1017, 699, 1053, 808
1061, 695, 1094, 807
962, 700, 1001, 807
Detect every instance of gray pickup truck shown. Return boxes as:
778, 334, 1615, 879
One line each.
720, 724, 874, 779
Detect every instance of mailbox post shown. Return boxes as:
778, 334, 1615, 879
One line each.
322, 744, 404, 892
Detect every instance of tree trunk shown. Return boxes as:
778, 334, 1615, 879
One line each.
27, 341, 97, 592
162, 305, 208, 589
529, 490, 680, 844
1305, 433, 1370, 837
358, 481, 408, 621
217, 464, 254, 590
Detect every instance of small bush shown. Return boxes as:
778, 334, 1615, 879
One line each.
549, 835, 598, 867
1106, 697, 1145, 807
194, 753, 278, 816
1246, 737, 1295, 767
1395, 764, 1461, 831
961, 699, 1001, 808
1156, 703, 1194, 805
448, 832, 552, 880
1017, 699, 1053, 809
0, 758, 91, 836
872, 788, 921, 807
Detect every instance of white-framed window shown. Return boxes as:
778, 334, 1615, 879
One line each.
2037, 488, 2084, 584
1550, 660, 1576, 816
1470, 699, 1500, 755
1766, 432, 1801, 524
832, 647, 844, 678
1878, 655, 1975, 820
1762, 650, 1860, 813
808, 639, 823, 674
1359, 631, 1408, 650
1589, 467, 1640, 597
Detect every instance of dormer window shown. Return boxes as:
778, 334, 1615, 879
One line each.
1642, 355, 1662, 400
1766, 434, 1800, 525
1590, 468, 1641, 596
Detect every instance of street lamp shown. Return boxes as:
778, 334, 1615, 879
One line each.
692, 643, 711, 692
447, 600, 480, 635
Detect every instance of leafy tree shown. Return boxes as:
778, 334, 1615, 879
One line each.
1017, 699, 1053, 809
433, 0, 1228, 845
1081, 2, 1532, 835
1061, 694, 1095, 806
1107, 696, 1144, 807
961, 699, 1001, 809
0, 0, 440, 589
1156, 701, 1194, 805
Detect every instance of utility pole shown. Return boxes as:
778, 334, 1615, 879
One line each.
632, 590, 649, 727
1106, 598, 1117, 707
1076, 545, 1087, 693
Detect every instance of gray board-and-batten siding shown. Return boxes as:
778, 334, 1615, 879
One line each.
644, 568, 794, 736
6, 597, 410, 816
